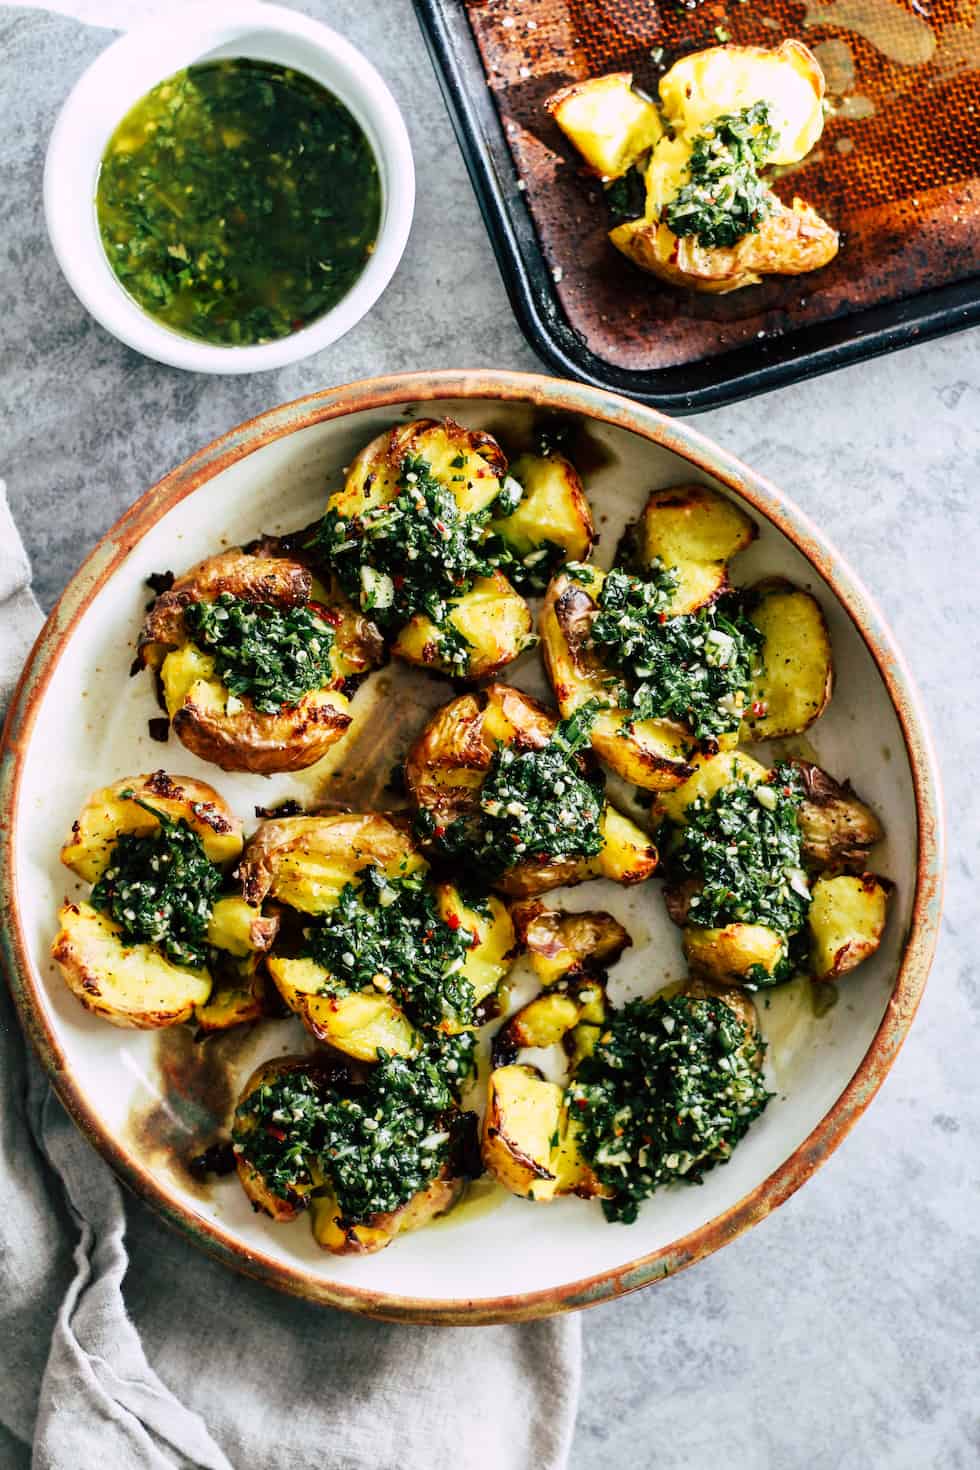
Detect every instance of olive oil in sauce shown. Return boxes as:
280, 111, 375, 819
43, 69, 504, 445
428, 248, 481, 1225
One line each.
96, 59, 381, 346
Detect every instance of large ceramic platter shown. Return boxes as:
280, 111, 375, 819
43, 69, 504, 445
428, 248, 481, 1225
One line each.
0, 371, 943, 1322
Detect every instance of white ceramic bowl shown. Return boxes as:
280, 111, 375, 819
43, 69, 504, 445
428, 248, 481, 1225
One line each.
43, 2, 415, 373
0, 373, 943, 1322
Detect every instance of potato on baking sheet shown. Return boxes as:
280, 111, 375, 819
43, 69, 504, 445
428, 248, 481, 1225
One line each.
546, 72, 663, 179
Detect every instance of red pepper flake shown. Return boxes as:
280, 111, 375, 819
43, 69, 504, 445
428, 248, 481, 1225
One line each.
575, 1096, 587, 1109
750, 699, 768, 718
658, 612, 667, 624
433, 825, 446, 839
393, 574, 405, 590
444, 912, 461, 931
265, 1125, 287, 1142
309, 600, 342, 627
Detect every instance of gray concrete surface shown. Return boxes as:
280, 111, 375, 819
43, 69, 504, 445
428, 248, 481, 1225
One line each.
2, 3, 979, 1467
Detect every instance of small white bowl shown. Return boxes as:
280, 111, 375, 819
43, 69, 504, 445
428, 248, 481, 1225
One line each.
43, 1, 415, 374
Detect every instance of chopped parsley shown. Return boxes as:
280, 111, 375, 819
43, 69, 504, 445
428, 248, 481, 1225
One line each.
302, 866, 478, 1029
183, 592, 335, 714
417, 703, 605, 878
665, 101, 778, 249
587, 565, 763, 740
673, 763, 810, 957
233, 1046, 466, 1221
570, 994, 771, 1222
90, 796, 222, 967
605, 165, 647, 224
309, 454, 495, 639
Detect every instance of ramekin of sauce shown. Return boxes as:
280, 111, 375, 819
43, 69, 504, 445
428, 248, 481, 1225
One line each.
44, 3, 414, 373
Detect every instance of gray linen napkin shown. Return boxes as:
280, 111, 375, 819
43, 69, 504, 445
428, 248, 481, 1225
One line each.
0, 355, 579, 1470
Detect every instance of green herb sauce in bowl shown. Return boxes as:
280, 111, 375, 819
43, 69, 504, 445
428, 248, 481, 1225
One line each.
96, 59, 381, 346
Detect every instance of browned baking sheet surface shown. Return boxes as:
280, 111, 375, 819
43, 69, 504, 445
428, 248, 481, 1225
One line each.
465, 0, 980, 370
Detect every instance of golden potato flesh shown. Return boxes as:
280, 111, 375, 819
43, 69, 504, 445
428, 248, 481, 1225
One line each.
51, 901, 212, 1029
60, 771, 243, 883
205, 895, 278, 958
511, 900, 630, 986
490, 452, 594, 568
194, 955, 271, 1033
482, 1065, 607, 1202
239, 813, 422, 912
654, 749, 769, 828
794, 761, 884, 870
546, 72, 663, 179
683, 921, 786, 986
740, 581, 833, 740
392, 571, 533, 680
540, 570, 695, 792
622, 484, 757, 615
809, 874, 891, 981
433, 884, 516, 1014
659, 41, 826, 166
264, 954, 418, 1061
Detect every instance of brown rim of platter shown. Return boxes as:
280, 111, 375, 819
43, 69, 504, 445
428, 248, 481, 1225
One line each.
0, 370, 945, 1324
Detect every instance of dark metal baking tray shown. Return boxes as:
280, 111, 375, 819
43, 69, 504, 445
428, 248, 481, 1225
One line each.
414, 0, 980, 413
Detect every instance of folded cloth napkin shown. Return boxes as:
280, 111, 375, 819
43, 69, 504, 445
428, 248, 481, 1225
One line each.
0, 489, 581, 1469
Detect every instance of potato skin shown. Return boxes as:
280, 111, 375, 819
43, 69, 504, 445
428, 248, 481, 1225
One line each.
60, 770, 243, 883
510, 900, 631, 986
139, 548, 381, 775
51, 901, 212, 1029
794, 761, 884, 869
336, 417, 507, 520
405, 684, 657, 897
683, 922, 786, 986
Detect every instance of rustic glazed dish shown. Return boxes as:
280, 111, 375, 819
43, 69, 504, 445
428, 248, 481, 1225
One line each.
0, 371, 943, 1323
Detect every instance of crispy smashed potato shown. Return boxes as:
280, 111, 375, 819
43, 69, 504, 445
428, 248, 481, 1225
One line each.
392, 570, 534, 679
404, 683, 658, 897
740, 580, 833, 740
619, 483, 757, 615
60, 771, 243, 882
546, 72, 663, 179
241, 812, 516, 1057
139, 548, 382, 774
511, 900, 631, 986
53, 775, 278, 1031
482, 1065, 609, 1202
809, 873, 891, 981
335, 417, 507, 521
794, 760, 884, 870
52, 901, 212, 1029
234, 1055, 466, 1253
540, 570, 697, 792
657, 752, 891, 988
553, 41, 837, 293
490, 452, 594, 573
660, 41, 826, 165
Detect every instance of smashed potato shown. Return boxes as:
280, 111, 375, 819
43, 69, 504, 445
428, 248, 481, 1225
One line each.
240, 812, 517, 1057
139, 548, 382, 774
741, 580, 833, 740
52, 774, 278, 1031
60, 771, 243, 883
391, 570, 534, 680
809, 873, 891, 981
511, 900, 631, 986
546, 72, 663, 179
619, 483, 757, 616
405, 683, 658, 897
233, 1053, 468, 1253
490, 452, 595, 586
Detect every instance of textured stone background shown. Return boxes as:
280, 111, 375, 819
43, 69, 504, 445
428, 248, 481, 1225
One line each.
2, 2, 979, 1466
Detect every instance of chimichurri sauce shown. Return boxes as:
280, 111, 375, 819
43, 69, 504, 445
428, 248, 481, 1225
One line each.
96, 59, 381, 346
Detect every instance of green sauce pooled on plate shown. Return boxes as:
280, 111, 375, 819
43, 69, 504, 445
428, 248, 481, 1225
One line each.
96, 58, 381, 346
